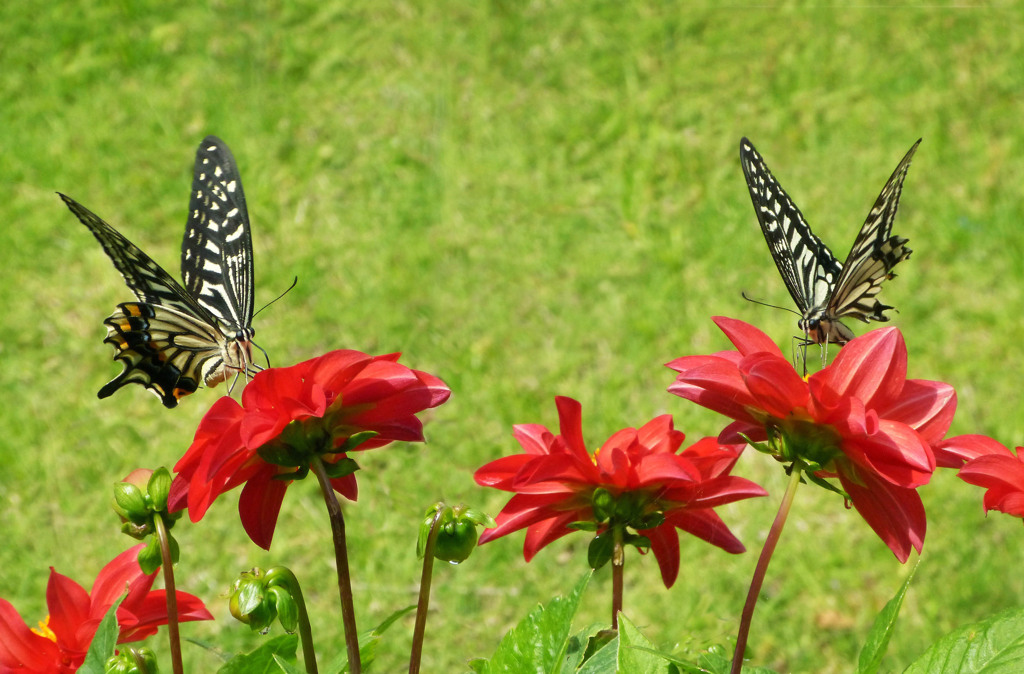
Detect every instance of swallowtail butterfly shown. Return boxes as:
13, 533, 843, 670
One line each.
740, 137, 920, 347
60, 136, 257, 408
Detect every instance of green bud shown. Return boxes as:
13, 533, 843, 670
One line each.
147, 468, 172, 513
591, 488, 615, 522
587, 530, 614, 570
434, 518, 478, 564
137, 540, 162, 575
269, 585, 298, 632
113, 483, 149, 522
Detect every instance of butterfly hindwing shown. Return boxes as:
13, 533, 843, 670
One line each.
61, 136, 256, 408
182, 136, 254, 332
740, 138, 919, 345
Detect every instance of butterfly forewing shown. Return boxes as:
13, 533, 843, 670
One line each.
182, 136, 254, 332
739, 138, 842, 321
60, 136, 257, 408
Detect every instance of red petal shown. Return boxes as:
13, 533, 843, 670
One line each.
91, 546, 151, 618
818, 327, 906, 408
713, 316, 785, 358
937, 434, 1013, 468
882, 380, 956, 444
477, 493, 579, 545
45, 568, 92, 649
555, 396, 590, 461
742, 352, 808, 418
512, 423, 558, 456
838, 466, 925, 563
643, 524, 681, 588
0, 597, 59, 668
238, 468, 291, 550
474, 454, 535, 489
522, 510, 587, 561
636, 415, 685, 454
664, 509, 746, 554
842, 421, 935, 488
669, 360, 760, 425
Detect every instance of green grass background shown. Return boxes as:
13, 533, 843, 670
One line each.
2, 2, 1023, 671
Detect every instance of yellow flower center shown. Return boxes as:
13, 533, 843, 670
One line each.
31, 615, 57, 642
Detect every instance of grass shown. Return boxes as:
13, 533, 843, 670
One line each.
2, 2, 1024, 671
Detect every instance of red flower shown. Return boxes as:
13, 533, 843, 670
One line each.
956, 440, 1024, 519
0, 545, 211, 673
170, 349, 451, 549
667, 317, 960, 562
474, 396, 766, 588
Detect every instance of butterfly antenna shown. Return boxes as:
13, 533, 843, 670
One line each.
741, 291, 802, 318
253, 341, 271, 370
253, 276, 299, 319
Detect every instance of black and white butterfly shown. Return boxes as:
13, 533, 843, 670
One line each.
740, 137, 920, 348
60, 135, 258, 408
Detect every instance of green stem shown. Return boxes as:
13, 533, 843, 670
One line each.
409, 508, 444, 674
309, 455, 362, 674
730, 464, 802, 674
611, 525, 624, 630
269, 567, 319, 674
153, 515, 182, 674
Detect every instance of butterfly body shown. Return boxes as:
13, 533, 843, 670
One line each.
740, 137, 920, 346
61, 136, 256, 408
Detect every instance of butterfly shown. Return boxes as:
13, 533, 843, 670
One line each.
60, 135, 258, 408
740, 137, 920, 348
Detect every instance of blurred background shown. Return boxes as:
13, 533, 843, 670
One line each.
2, 2, 1023, 671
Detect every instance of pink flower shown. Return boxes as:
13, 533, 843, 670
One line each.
0, 545, 211, 673
475, 396, 766, 587
170, 349, 450, 549
667, 317, 961, 562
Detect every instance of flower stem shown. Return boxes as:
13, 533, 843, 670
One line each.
153, 515, 183, 674
269, 567, 319, 674
409, 508, 444, 674
310, 456, 361, 674
611, 525, 624, 630
730, 464, 802, 674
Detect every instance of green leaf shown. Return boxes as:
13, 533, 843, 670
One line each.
564, 623, 607, 671
904, 605, 1024, 673
216, 634, 298, 673
483, 572, 592, 674
79, 595, 124, 674
617, 613, 673, 673
576, 632, 618, 674
856, 562, 917, 674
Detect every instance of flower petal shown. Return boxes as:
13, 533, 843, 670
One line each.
238, 467, 291, 550
713, 316, 785, 359
838, 465, 926, 562
936, 435, 1013, 469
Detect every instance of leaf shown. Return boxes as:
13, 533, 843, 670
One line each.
216, 634, 299, 673
576, 633, 617, 674
617, 613, 673, 673
481, 572, 592, 674
79, 596, 124, 674
904, 606, 1024, 673
856, 562, 917, 674
564, 623, 607, 671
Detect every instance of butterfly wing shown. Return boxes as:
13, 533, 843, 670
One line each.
60, 193, 216, 322
826, 139, 920, 325
60, 193, 237, 408
740, 138, 842, 323
181, 136, 255, 336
